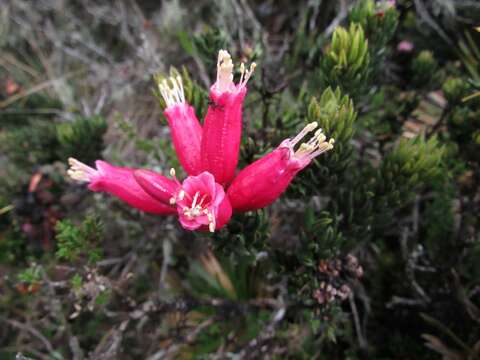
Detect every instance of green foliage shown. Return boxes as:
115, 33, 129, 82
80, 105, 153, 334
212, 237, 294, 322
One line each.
181, 28, 229, 70
56, 116, 107, 164
423, 183, 455, 260
442, 77, 469, 104
0, 229, 25, 264
17, 263, 42, 284
0, 93, 62, 128
187, 251, 266, 301
113, 114, 165, 163
309, 88, 357, 172
71, 273, 83, 290
299, 209, 345, 267
188, 259, 237, 300
457, 30, 480, 82
378, 136, 444, 203
55, 215, 103, 264
1, 116, 106, 169
216, 209, 271, 255
446, 104, 480, 161
411, 50, 440, 89
1, 120, 59, 168
349, 0, 398, 53
319, 23, 370, 96
291, 87, 357, 195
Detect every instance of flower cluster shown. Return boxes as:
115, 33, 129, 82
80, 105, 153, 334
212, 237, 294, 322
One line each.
313, 254, 363, 305
68, 50, 334, 232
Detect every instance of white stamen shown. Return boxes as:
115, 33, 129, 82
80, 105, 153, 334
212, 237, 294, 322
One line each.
239, 62, 246, 84
215, 50, 256, 93
309, 138, 335, 158
206, 212, 216, 233
169, 197, 176, 205
286, 124, 334, 161
239, 62, 256, 88
158, 75, 185, 108
176, 76, 185, 103
191, 191, 200, 209
178, 190, 185, 201
170, 167, 181, 186
179, 191, 216, 231
183, 207, 193, 219
67, 158, 97, 183
216, 50, 234, 93
290, 122, 318, 147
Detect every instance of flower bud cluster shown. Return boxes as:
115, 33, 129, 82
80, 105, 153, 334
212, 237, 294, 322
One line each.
313, 254, 363, 305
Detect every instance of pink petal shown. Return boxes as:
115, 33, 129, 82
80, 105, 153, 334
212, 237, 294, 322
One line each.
182, 171, 217, 199
201, 88, 246, 185
227, 148, 298, 212
176, 171, 230, 232
215, 195, 232, 229
164, 104, 203, 175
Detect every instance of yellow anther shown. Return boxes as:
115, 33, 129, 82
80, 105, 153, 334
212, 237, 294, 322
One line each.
306, 122, 318, 132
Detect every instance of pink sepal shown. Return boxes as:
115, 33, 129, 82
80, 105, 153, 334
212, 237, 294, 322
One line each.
134, 169, 179, 205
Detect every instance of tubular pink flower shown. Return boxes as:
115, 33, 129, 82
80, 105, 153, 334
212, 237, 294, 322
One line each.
227, 122, 335, 212
201, 50, 256, 185
172, 171, 232, 232
67, 158, 176, 215
159, 75, 203, 175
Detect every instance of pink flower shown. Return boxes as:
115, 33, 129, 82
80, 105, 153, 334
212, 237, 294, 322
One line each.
201, 50, 256, 185
67, 158, 176, 215
158, 76, 203, 175
68, 50, 334, 233
173, 171, 232, 232
397, 40, 414, 53
227, 122, 334, 212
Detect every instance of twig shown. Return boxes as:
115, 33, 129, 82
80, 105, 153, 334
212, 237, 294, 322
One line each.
0, 70, 85, 108
0, 204, 14, 215
414, 0, 454, 46
349, 294, 368, 350
324, 0, 349, 37
2, 319, 57, 356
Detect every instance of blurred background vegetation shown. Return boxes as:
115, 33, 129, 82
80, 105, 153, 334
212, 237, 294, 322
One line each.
0, 0, 479, 359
